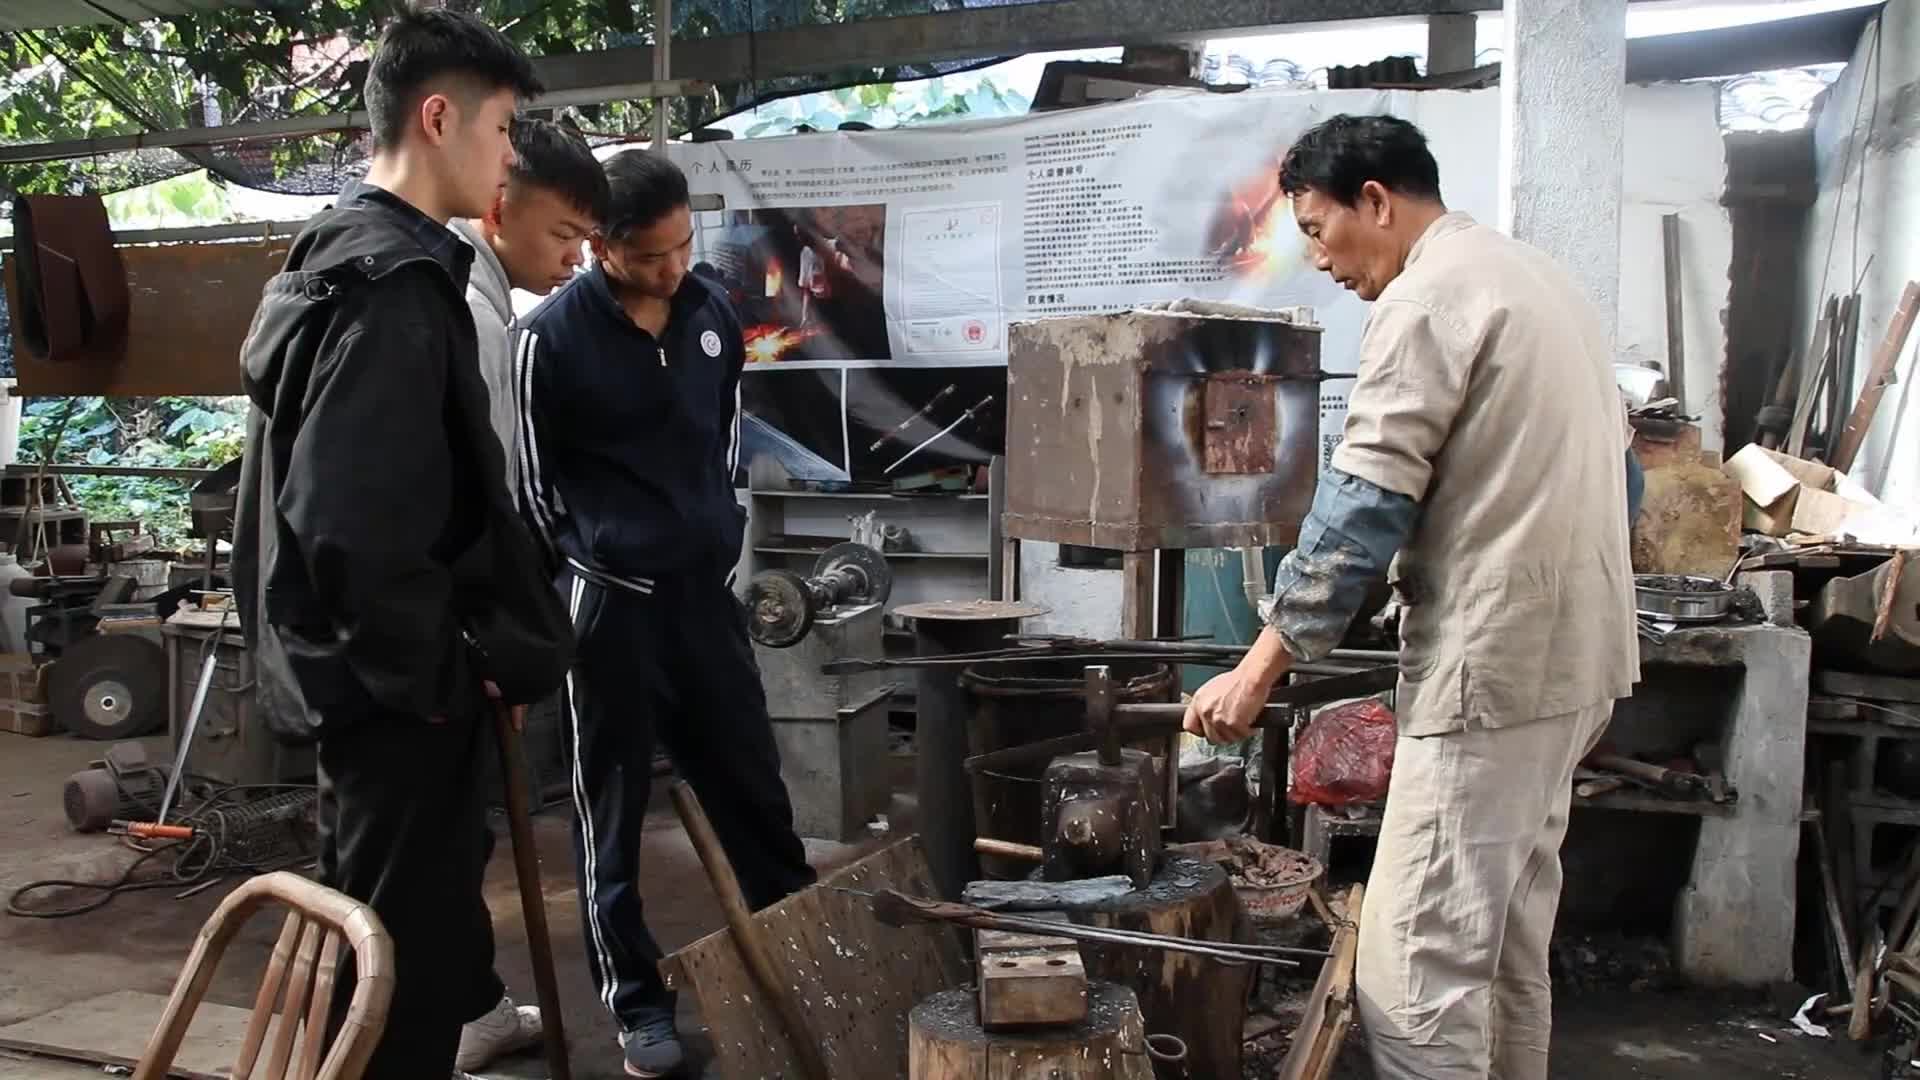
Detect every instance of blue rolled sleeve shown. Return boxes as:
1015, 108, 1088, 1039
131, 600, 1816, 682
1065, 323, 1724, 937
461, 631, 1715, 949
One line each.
1267, 467, 1419, 662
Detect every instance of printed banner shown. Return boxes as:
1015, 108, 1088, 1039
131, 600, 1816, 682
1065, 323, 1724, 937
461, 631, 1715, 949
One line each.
671, 86, 1499, 481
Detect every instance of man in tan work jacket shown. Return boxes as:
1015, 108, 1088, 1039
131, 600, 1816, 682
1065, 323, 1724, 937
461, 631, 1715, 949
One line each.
1185, 114, 1640, 1079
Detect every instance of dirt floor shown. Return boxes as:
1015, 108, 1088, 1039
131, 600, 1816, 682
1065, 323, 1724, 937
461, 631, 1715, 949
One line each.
0, 729, 1881, 1079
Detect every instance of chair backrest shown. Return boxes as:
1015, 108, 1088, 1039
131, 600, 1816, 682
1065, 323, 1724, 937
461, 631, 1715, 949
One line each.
133, 871, 394, 1080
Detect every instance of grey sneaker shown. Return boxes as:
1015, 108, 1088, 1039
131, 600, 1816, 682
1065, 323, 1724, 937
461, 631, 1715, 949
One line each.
455, 993, 543, 1070
621, 1015, 685, 1078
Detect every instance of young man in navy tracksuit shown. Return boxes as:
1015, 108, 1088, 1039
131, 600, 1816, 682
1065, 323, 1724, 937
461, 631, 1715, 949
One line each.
514, 150, 815, 1078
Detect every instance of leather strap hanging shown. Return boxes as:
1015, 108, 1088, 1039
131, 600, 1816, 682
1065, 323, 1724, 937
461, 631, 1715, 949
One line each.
12, 194, 130, 363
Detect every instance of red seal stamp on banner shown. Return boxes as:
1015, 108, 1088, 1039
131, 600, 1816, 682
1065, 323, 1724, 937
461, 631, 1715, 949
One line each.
963, 320, 987, 345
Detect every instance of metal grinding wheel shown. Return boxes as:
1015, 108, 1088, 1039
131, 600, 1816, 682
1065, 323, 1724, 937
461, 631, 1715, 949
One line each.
49, 634, 168, 741
745, 542, 895, 649
747, 569, 815, 649
813, 541, 892, 608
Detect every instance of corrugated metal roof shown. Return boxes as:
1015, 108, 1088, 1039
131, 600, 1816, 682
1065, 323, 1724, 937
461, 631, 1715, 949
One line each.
0, 0, 245, 31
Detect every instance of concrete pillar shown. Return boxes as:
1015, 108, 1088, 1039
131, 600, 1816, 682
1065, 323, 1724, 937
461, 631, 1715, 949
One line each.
1426, 13, 1477, 75
1498, 0, 1628, 347
1658, 620, 1810, 986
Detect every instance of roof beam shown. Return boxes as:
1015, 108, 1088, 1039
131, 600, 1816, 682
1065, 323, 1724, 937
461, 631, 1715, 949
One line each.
535, 0, 1500, 90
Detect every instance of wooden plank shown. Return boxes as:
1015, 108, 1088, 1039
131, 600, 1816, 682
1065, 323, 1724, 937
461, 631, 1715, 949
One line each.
0, 990, 272, 1080
5, 239, 290, 397
1831, 281, 1920, 473
661, 837, 966, 1080
1788, 296, 1839, 457
1278, 884, 1363, 1080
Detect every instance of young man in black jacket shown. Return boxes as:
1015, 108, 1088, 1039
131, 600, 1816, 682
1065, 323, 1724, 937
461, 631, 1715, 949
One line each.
231, 12, 568, 1079
516, 150, 816, 1078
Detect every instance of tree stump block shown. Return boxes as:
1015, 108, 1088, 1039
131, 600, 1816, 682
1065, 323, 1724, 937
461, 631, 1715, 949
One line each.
909, 981, 1155, 1080
1060, 854, 1249, 1080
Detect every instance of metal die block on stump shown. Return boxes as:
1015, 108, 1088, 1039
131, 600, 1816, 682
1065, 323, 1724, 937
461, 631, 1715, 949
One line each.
756, 602, 894, 842
976, 926, 1088, 1030
1004, 306, 1324, 551
1042, 750, 1162, 889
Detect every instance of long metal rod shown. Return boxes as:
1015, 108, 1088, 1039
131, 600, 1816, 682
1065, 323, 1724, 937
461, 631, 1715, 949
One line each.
963, 665, 1398, 775
824, 651, 1256, 675
856, 889, 1303, 967
157, 647, 218, 825
820, 643, 1396, 675
1012, 636, 1397, 665
965, 909, 1326, 961
0, 80, 708, 165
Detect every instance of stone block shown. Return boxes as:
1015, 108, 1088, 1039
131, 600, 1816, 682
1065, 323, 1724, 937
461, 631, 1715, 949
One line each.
1632, 461, 1740, 577
1737, 569, 1797, 628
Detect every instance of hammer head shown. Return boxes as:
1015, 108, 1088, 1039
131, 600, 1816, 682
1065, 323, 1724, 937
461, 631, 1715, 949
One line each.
1040, 750, 1163, 889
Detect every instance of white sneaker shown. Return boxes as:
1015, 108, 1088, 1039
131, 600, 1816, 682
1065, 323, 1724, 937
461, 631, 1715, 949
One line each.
455, 994, 544, 1071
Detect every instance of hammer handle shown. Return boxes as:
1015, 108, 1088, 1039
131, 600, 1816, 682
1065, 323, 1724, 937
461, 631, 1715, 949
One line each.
671, 781, 832, 1080
492, 704, 572, 1080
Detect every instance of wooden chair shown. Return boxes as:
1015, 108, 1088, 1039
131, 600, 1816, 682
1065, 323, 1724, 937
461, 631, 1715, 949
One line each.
133, 871, 394, 1080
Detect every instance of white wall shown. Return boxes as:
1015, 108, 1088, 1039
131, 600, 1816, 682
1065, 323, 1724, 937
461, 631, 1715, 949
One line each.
1021, 82, 1735, 637
1800, 1, 1920, 506
1620, 82, 1736, 454
1019, 542, 1127, 638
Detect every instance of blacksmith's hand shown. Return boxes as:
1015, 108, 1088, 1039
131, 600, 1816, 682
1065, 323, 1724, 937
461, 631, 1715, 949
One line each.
1183, 669, 1267, 745
1182, 628, 1294, 745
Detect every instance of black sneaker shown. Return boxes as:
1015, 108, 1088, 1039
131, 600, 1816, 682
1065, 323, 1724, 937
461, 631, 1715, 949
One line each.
621, 1015, 685, 1078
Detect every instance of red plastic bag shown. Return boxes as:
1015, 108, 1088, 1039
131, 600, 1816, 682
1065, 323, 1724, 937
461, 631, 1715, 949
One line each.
1289, 699, 1397, 806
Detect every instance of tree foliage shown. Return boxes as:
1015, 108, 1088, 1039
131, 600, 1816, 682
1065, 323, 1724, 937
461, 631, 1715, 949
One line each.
735, 76, 1029, 137
16, 396, 244, 548
0, 0, 985, 195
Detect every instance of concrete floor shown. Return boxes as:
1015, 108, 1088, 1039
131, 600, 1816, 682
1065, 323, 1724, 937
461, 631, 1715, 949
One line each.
0, 729, 1877, 1079
0, 730, 896, 1079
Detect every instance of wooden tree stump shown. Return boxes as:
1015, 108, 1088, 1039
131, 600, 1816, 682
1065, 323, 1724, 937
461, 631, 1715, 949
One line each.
1060, 854, 1249, 1080
909, 981, 1155, 1080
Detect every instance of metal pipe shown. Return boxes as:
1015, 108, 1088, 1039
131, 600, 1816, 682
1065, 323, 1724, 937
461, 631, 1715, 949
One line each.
652, 0, 674, 148
1662, 212, 1687, 413
0, 80, 707, 166
0, 189, 723, 251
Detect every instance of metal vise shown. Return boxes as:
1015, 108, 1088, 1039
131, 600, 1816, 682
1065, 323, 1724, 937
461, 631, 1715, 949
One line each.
745, 541, 893, 648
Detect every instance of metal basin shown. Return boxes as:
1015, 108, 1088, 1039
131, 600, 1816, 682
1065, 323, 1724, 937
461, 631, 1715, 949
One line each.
1634, 574, 1733, 623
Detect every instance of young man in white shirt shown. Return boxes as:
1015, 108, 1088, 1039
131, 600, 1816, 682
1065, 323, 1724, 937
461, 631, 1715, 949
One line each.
445, 117, 607, 1072
453, 118, 607, 495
